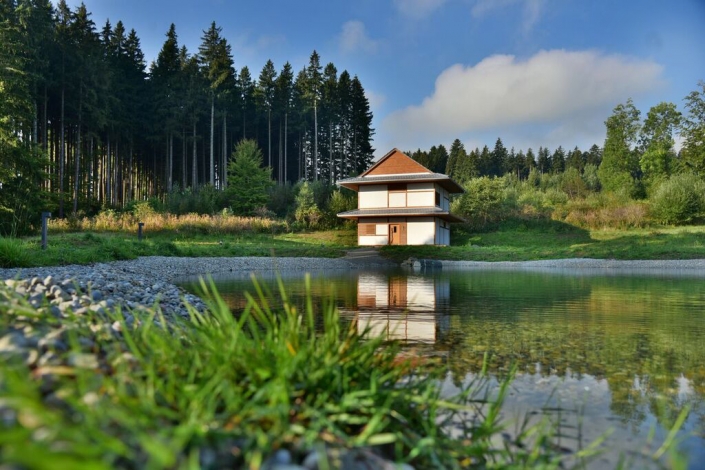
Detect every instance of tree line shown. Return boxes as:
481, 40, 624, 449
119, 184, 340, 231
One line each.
410, 81, 705, 196
0, 0, 374, 234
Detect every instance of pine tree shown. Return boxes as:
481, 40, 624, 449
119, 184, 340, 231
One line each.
306, 51, 322, 180
551, 146, 566, 173
198, 22, 235, 188
274, 62, 293, 183
256, 59, 277, 169
349, 75, 374, 174
490, 138, 507, 176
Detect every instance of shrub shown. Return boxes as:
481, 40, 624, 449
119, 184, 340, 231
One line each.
0, 237, 30, 268
323, 189, 356, 228
294, 182, 323, 229
650, 173, 705, 225
453, 177, 508, 230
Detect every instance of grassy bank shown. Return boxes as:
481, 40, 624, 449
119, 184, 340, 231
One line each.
0, 228, 356, 268
0, 277, 599, 469
382, 221, 705, 262
2, 208, 704, 269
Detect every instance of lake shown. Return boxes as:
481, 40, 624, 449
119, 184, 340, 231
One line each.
179, 266, 705, 469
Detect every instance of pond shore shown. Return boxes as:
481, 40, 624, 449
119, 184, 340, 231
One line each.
2, 255, 705, 319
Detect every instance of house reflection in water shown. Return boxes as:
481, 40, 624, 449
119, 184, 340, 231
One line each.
354, 273, 450, 344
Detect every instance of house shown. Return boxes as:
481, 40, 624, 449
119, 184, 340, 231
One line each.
336, 148, 464, 246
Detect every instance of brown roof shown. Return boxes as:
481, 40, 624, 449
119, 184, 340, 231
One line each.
337, 207, 465, 223
338, 148, 465, 193
361, 148, 432, 177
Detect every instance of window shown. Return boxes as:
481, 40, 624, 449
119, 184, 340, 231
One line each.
435, 191, 441, 206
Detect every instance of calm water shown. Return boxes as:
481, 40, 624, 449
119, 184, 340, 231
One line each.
180, 267, 705, 469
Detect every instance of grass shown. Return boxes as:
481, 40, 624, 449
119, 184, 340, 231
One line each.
382, 220, 705, 262
2, 209, 705, 269
0, 276, 605, 469
0, 228, 355, 268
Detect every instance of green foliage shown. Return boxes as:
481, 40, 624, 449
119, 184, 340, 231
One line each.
163, 184, 226, 215
294, 182, 322, 228
225, 140, 274, 216
453, 177, 508, 229
650, 173, 705, 225
598, 99, 642, 196
582, 163, 601, 192
267, 183, 296, 218
323, 189, 356, 227
680, 81, 705, 174
0, 237, 31, 268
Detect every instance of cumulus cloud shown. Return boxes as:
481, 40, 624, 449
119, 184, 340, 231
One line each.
381, 49, 664, 150
393, 0, 447, 19
339, 20, 379, 54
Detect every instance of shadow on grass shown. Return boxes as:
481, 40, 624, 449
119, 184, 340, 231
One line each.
381, 219, 705, 262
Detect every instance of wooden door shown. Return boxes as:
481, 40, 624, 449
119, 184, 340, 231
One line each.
389, 224, 401, 245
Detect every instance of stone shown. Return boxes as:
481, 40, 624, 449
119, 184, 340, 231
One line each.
67, 353, 99, 369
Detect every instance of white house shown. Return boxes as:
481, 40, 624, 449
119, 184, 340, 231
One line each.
337, 148, 464, 246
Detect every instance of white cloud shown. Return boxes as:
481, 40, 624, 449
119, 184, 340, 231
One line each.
472, 0, 547, 33
393, 0, 447, 19
381, 49, 664, 152
339, 21, 379, 54
365, 89, 387, 110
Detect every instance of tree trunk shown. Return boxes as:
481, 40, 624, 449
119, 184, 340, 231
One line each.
222, 111, 227, 189
106, 135, 111, 206
284, 112, 288, 183
182, 128, 187, 190
192, 117, 197, 188
313, 103, 318, 181
329, 122, 333, 182
210, 95, 215, 185
268, 108, 272, 168
168, 132, 173, 192
73, 83, 82, 215
59, 86, 65, 218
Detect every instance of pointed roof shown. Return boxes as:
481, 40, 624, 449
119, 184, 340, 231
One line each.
337, 148, 464, 193
360, 148, 432, 177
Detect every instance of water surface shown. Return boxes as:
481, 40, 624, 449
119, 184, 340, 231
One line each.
180, 267, 705, 468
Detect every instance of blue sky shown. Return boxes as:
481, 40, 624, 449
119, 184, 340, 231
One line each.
61, 0, 704, 157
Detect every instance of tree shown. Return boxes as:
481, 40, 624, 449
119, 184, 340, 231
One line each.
446, 139, 466, 178
598, 98, 642, 195
566, 146, 584, 172
349, 75, 374, 175
490, 137, 507, 177
150, 24, 181, 192
225, 139, 273, 215
551, 146, 566, 173
198, 22, 235, 187
639, 102, 682, 182
274, 62, 293, 183
305, 51, 322, 179
256, 59, 277, 169
680, 81, 705, 174
537, 146, 550, 174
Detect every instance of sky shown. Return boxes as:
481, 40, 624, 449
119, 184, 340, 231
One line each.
59, 0, 705, 158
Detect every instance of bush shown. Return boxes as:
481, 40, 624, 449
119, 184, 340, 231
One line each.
453, 177, 508, 229
0, 237, 30, 268
294, 182, 322, 229
650, 173, 705, 225
322, 189, 356, 228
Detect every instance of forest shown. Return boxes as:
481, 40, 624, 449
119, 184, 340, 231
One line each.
0, 0, 374, 234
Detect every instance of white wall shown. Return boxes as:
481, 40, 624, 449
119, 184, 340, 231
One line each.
359, 185, 387, 209
359, 235, 388, 246
388, 191, 406, 207
407, 218, 435, 245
